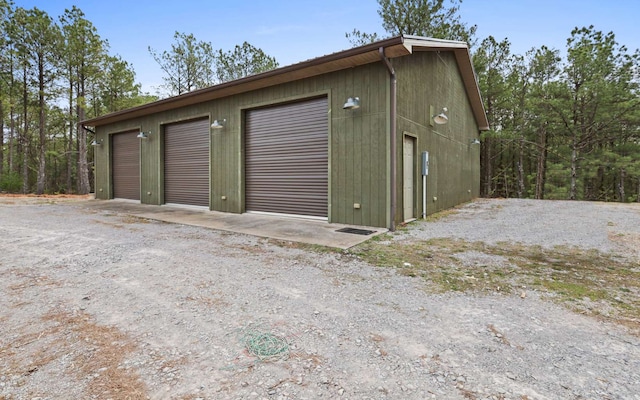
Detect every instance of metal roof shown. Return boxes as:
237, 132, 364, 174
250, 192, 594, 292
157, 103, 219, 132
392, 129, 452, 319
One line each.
82, 35, 489, 130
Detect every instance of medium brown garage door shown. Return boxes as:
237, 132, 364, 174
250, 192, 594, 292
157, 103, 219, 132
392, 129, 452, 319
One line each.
245, 97, 328, 218
112, 131, 140, 200
164, 118, 209, 207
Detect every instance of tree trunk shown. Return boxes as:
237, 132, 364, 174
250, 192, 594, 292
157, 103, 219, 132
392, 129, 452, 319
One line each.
517, 136, 525, 198
503, 169, 509, 196
0, 89, 4, 180
77, 73, 90, 194
596, 165, 606, 201
618, 168, 626, 202
77, 121, 89, 194
36, 57, 46, 195
22, 66, 29, 194
481, 137, 492, 197
569, 143, 578, 200
9, 102, 15, 174
8, 55, 15, 174
535, 126, 547, 199
66, 71, 73, 193
22, 139, 28, 193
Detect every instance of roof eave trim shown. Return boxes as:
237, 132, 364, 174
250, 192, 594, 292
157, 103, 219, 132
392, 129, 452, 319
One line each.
82, 34, 489, 131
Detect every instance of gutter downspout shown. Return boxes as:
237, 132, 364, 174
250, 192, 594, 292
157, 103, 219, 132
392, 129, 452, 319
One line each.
379, 47, 397, 232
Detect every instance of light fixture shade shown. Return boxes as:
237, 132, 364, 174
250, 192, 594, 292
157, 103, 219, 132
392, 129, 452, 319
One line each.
137, 132, 148, 139
433, 114, 448, 124
211, 119, 226, 129
91, 139, 101, 146
343, 97, 360, 110
433, 107, 448, 125
470, 138, 481, 145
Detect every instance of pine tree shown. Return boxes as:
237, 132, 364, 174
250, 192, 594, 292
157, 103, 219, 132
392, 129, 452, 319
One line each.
60, 6, 105, 194
346, 0, 476, 47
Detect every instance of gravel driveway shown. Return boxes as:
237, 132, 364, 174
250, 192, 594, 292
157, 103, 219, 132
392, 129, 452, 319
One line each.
1, 197, 639, 400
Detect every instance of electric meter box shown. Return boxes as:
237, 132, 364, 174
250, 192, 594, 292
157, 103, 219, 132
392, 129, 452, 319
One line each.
421, 151, 429, 176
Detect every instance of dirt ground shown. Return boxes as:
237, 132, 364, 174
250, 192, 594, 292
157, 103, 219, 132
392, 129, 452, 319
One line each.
1, 196, 639, 400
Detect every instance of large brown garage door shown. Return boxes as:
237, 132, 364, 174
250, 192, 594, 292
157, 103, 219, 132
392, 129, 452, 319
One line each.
164, 118, 209, 207
245, 97, 328, 218
112, 131, 140, 200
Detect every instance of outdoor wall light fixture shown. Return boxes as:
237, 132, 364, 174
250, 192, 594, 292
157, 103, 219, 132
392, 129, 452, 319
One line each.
470, 138, 481, 145
137, 131, 149, 139
432, 107, 449, 125
343, 97, 360, 110
91, 139, 102, 146
211, 119, 226, 129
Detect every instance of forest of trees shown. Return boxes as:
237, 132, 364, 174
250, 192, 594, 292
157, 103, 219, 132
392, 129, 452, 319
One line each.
0, 2, 278, 195
1, 0, 639, 202
0, 2, 155, 194
474, 29, 640, 202
148, 33, 278, 97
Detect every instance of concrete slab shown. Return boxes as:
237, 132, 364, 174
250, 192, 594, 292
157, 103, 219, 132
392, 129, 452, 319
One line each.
78, 200, 387, 249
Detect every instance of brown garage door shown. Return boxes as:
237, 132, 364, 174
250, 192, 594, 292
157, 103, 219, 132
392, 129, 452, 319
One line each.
112, 131, 140, 200
245, 97, 328, 218
164, 118, 209, 207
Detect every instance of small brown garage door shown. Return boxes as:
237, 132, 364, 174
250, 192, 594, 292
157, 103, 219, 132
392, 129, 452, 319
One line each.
164, 118, 209, 207
112, 131, 140, 200
245, 97, 328, 218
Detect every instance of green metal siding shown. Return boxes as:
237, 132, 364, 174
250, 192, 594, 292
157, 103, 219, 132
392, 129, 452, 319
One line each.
394, 51, 480, 220
93, 52, 481, 228
94, 62, 390, 228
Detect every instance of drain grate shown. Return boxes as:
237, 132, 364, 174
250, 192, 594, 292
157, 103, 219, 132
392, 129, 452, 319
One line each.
336, 227, 376, 235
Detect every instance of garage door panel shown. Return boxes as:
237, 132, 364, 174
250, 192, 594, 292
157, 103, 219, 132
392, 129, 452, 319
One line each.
245, 97, 328, 218
250, 140, 327, 152
112, 131, 140, 200
248, 154, 328, 164
246, 105, 323, 120
247, 172, 328, 180
164, 119, 209, 207
250, 120, 328, 134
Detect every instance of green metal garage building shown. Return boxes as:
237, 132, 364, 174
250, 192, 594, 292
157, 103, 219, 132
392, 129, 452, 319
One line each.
83, 35, 489, 230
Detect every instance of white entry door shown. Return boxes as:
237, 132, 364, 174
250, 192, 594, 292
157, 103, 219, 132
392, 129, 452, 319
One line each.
403, 136, 415, 221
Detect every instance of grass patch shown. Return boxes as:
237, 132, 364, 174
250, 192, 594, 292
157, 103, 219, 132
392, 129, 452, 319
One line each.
350, 236, 640, 332
267, 238, 338, 254
425, 208, 459, 222
539, 280, 608, 302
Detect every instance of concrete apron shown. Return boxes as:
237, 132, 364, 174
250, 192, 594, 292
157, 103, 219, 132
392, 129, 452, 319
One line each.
80, 200, 387, 249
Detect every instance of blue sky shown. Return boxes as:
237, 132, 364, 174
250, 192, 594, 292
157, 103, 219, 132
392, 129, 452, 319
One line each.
12, 0, 640, 95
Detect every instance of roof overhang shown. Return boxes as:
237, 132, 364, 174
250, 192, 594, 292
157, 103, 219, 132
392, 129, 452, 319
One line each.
82, 35, 489, 131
